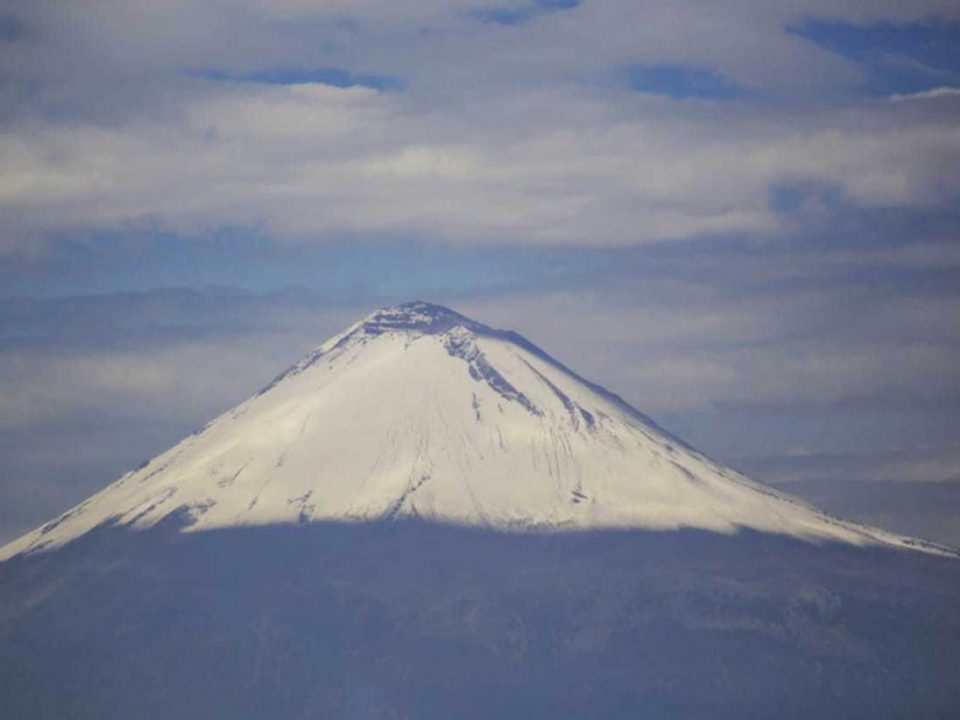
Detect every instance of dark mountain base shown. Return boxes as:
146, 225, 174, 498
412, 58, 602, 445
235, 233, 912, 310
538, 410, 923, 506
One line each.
1, 520, 959, 719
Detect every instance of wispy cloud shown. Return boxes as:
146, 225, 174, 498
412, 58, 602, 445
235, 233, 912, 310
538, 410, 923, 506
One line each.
197, 67, 403, 91
889, 85, 960, 102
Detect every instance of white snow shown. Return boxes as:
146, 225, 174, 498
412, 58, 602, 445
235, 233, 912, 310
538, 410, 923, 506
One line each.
0, 301, 947, 560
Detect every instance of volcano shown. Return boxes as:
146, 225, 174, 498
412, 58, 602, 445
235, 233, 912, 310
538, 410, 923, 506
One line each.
0, 301, 940, 557
1, 302, 958, 718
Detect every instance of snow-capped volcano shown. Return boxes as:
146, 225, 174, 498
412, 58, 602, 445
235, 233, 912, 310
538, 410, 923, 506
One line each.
0, 301, 935, 560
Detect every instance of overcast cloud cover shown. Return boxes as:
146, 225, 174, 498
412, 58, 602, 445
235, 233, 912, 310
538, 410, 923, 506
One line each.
0, 0, 958, 544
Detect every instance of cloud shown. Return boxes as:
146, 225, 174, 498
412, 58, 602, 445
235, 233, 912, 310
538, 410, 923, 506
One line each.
198, 67, 403, 91
0, 290, 367, 430
2, 80, 959, 250
889, 85, 960, 102
1, 1, 960, 251
460, 285, 960, 415
0, 344, 273, 429
749, 443, 960, 485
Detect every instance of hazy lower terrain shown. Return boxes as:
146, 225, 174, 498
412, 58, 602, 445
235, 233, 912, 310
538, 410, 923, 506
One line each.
1, 520, 959, 719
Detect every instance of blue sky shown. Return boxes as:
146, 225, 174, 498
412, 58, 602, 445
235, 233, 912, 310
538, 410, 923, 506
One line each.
0, 0, 959, 543
626, 64, 743, 99
792, 19, 960, 95
198, 68, 403, 91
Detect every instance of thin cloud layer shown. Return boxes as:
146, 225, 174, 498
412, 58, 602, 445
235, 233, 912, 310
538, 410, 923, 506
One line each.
2, 84, 958, 247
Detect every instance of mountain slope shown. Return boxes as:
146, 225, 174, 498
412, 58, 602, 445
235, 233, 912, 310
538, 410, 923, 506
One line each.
1, 302, 958, 719
0, 301, 941, 561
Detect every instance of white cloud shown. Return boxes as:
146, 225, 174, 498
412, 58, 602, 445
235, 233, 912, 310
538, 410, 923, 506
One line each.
889, 86, 960, 103
0, 343, 274, 429
2, 80, 959, 250
2, 0, 960, 250
459, 285, 960, 414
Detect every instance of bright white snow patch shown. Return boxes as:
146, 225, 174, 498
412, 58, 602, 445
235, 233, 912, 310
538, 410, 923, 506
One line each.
0, 301, 949, 560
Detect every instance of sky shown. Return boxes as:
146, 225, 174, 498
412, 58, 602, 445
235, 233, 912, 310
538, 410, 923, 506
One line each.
0, 1, 959, 545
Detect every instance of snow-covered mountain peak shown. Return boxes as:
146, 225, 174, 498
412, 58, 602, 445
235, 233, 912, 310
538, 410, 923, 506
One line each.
1, 302, 950, 561
359, 301, 486, 336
